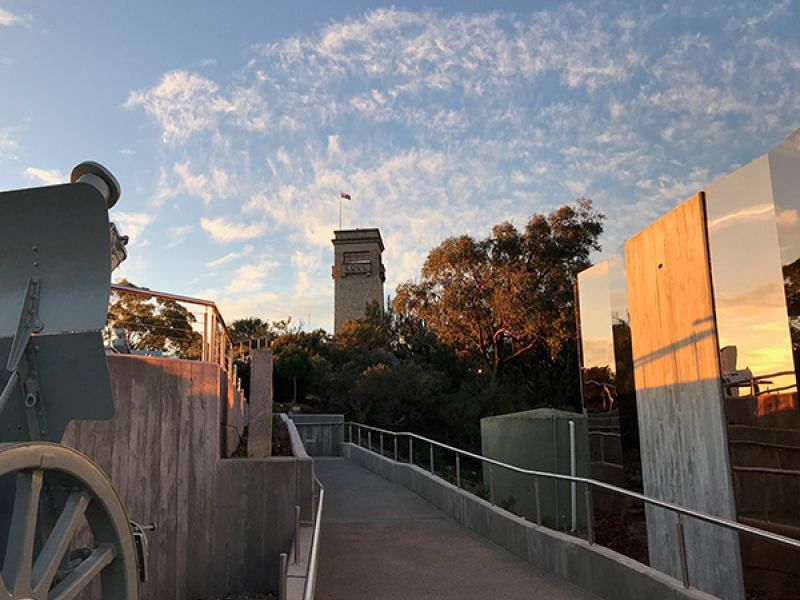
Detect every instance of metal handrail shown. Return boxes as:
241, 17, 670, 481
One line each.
303, 476, 325, 600
344, 420, 800, 589
109, 283, 235, 374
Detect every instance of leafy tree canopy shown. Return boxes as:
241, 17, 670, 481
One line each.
108, 279, 202, 357
393, 199, 604, 384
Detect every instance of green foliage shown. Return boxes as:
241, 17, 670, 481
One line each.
393, 199, 603, 386
229, 317, 274, 342
275, 345, 312, 379
334, 301, 390, 350
499, 496, 517, 512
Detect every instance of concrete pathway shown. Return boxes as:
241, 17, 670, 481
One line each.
314, 458, 596, 600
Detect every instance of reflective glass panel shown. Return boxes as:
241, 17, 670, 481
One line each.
705, 131, 800, 599
608, 246, 643, 493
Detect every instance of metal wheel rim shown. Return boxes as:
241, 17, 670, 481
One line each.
0, 442, 138, 600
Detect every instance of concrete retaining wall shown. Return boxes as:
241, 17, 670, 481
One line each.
289, 414, 344, 456
62, 354, 313, 599
340, 442, 719, 600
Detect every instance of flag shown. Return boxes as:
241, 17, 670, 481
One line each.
340, 192, 351, 200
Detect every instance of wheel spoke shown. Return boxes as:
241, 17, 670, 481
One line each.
48, 543, 115, 600
2, 468, 43, 594
32, 490, 90, 593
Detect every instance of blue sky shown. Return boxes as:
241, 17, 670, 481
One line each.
2, 1, 799, 331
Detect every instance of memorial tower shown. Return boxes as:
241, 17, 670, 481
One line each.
331, 228, 385, 332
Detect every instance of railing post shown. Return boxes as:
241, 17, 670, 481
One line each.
429, 444, 434, 474
349, 423, 353, 443
394, 436, 398, 461
456, 453, 461, 488
358, 426, 361, 447
569, 420, 577, 532
293, 505, 300, 563
409, 437, 413, 465
380, 432, 384, 456
489, 466, 495, 505
279, 552, 288, 600
534, 476, 542, 525
584, 483, 594, 544
202, 306, 209, 361
368, 430, 372, 451
676, 513, 690, 588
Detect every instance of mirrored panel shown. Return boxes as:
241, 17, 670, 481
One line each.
705, 133, 800, 599
578, 262, 623, 491
608, 246, 643, 493
578, 256, 647, 562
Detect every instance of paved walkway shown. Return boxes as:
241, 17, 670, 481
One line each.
314, 458, 596, 600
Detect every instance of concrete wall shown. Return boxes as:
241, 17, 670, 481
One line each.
340, 442, 717, 600
248, 349, 274, 458
626, 195, 743, 599
62, 354, 313, 599
480, 409, 590, 528
221, 364, 245, 457
289, 414, 344, 456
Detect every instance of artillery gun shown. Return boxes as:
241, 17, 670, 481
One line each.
0, 163, 141, 598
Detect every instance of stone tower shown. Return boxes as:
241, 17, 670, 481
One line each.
332, 228, 385, 332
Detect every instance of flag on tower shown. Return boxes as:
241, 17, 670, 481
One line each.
340, 192, 351, 200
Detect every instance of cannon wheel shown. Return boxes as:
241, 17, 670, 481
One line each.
0, 442, 138, 599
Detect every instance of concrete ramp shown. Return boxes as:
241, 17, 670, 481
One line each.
315, 458, 595, 599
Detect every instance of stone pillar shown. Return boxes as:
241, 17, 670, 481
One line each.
247, 349, 273, 458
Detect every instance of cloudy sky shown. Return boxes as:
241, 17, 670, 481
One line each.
1, 0, 798, 330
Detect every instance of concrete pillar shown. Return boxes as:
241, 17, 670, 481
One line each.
626, 195, 744, 600
247, 349, 273, 458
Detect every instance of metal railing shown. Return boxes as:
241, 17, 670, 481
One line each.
303, 476, 325, 600
279, 475, 325, 600
345, 421, 800, 590
109, 283, 235, 375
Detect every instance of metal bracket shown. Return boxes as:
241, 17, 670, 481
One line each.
0, 278, 43, 420
130, 521, 156, 583
7, 277, 43, 372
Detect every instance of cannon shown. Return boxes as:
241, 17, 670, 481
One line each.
0, 163, 140, 598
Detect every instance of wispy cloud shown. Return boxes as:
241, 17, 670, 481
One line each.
150, 162, 232, 207
125, 4, 800, 328
225, 257, 280, 294
110, 211, 155, 246
165, 225, 194, 249
0, 8, 22, 27
206, 244, 254, 268
0, 128, 18, 158
23, 167, 65, 185
124, 71, 222, 145
200, 216, 266, 243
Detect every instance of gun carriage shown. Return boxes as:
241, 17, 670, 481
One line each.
0, 163, 141, 599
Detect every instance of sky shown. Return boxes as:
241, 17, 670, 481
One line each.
1, 0, 799, 331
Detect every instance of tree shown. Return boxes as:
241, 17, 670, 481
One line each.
275, 344, 313, 406
393, 199, 604, 385
108, 280, 202, 357
334, 301, 390, 350
229, 317, 274, 342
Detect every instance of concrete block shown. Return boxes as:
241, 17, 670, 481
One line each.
289, 414, 344, 456
248, 349, 273, 458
